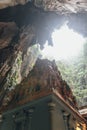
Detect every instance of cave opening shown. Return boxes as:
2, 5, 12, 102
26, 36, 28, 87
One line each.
39, 22, 87, 107
41, 22, 86, 61
0, 1, 87, 125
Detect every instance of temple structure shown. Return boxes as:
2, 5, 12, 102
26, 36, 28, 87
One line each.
79, 106, 87, 121
0, 58, 86, 130
0, 1, 87, 130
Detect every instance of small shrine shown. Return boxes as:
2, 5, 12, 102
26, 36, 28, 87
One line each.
0, 58, 86, 130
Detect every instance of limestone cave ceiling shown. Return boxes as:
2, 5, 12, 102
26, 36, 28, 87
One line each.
0, 0, 87, 48
0, 0, 87, 13
0, 0, 87, 103
0, 0, 87, 49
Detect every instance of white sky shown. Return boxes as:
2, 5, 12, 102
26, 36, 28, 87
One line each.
41, 24, 85, 61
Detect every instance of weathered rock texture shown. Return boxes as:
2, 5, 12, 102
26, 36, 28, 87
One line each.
0, 0, 29, 9
0, 58, 78, 112
0, 0, 87, 109
0, 0, 87, 13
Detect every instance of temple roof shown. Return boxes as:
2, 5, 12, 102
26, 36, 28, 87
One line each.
0, 58, 86, 124
79, 106, 87, 121
0, 59, 78, 111
0, 1, 87, 121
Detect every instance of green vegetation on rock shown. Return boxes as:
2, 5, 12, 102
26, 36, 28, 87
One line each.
56, 42, 87, 107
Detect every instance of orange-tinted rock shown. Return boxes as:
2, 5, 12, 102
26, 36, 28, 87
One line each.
0, 58, 78, 111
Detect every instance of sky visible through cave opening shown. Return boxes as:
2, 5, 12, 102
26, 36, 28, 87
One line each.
41, 23, 86, 61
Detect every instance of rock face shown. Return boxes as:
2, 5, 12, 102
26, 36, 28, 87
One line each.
0, 0, 87, 110
34, 0, 87, 13
0, 22, 18, 49
0, 0, 29, 9
0, 58, 78, 112
0, 0, 87, 13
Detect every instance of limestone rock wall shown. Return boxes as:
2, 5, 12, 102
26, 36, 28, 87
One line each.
0, 0, 29, 9
0, 0, 87, 112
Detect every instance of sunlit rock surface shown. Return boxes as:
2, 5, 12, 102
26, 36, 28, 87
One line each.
0, 0, 87, 109
34, 0, 87, 13
0, 0, 87, 13
0, 0, 29, 9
